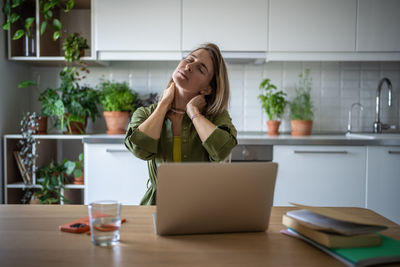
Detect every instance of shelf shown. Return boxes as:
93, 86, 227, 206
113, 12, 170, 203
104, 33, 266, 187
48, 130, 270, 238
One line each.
4, 134, 89, 140
6, 183, 84, 189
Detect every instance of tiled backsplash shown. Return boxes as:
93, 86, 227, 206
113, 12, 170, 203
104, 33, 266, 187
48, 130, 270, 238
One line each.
31, 61, 400, 133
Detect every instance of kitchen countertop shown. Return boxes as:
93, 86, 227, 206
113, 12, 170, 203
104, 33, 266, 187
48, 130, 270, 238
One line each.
82, 132, 400, 146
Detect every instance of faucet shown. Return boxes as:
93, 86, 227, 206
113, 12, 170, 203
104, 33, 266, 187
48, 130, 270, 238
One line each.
373, 77, 392, 133
347, 103, 364, 134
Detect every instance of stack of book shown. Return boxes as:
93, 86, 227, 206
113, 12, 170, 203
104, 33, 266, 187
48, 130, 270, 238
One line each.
282, 203, 400, 267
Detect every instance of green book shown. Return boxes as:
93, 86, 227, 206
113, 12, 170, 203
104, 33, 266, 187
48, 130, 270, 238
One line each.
283, 228, 400, 267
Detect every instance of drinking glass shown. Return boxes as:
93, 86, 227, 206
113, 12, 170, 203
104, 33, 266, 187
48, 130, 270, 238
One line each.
88, 200, 121, 246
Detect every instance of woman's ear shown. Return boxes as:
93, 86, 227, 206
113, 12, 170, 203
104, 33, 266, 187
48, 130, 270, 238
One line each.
200, 86, 212, 96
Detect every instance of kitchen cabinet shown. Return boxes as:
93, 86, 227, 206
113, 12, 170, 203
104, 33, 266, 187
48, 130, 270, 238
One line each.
366, 146, 400, 224
273, 145, 366, 207
8, 0, 93, 61
94, 0, 181, 60
357, 0, 400, 52
182, 0, 268, 52
3, 135, 84, 204
84, 143, 148, 205
269, 0, 356, 52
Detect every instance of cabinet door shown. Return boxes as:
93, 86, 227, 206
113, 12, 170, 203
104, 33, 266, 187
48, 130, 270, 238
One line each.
95, 0, 180, 51
269, 0, 356, 52
357, 0, 400, 52
182, 0, 268, 51
85, 144, 148, 205
366, 146, 400, 224
273, 145, 366, 207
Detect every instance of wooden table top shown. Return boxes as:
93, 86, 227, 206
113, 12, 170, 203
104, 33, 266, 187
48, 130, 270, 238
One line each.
0, 205, 399, 267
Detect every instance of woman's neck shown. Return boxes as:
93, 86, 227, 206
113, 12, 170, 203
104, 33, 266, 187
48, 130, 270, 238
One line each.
172, 86, 197, 111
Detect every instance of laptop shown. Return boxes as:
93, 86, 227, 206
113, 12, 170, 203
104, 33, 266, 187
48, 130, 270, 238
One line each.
154, 162, 278, 235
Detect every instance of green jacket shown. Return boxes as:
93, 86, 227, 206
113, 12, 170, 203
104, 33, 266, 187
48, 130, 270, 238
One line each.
124, 103, 237, 205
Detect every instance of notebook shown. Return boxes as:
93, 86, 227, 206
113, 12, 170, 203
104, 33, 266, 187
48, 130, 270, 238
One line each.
154, 162, 278, 235
282, 228, 400, 267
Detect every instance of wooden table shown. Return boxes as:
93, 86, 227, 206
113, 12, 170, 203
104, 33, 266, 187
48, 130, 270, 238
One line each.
0, 205, 399, 267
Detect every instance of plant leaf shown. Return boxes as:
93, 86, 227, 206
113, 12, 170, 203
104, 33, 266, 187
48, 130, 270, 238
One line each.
78, 153, 83, 162
52, 18, 61, 31
44, 10, 53, 20
65, 0, 74, 11
73, 169, 82, 178
10, 13, 20, 23
12, 29, 25, 40
3, 0, 11, 15
2, 21, 10, 31
11, 0, 23, 8
40, 21, 47, 35
53, 30, 60, 41
18, 80, 37, 88
25, 17, 35, 31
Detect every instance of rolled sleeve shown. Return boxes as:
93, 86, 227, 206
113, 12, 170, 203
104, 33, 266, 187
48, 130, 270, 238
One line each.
125, 105, 159, 160
202, 110, 238, 161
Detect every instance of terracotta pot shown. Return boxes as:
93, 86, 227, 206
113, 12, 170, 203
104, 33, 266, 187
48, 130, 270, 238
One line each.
73, 171, 84, 185
291, 120, 313, 136
36, 116, 48, 134
266, 120, 281, 136
65, 114, 88, 134
103, 111, 130, 134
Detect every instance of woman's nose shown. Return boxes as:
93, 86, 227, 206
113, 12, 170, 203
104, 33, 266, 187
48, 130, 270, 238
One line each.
185, 63, 192, 72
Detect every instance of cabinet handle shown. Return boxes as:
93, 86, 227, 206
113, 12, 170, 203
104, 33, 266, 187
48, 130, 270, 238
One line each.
388, 151, 400, 154
293, 150, 348, 154
106, 149, 129, 153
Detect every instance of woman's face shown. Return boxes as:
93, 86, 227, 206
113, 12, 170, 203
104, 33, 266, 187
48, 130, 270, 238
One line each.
172, 49, 214, 95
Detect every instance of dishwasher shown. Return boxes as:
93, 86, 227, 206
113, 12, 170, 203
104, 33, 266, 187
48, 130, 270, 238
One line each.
230, 145, 273, 162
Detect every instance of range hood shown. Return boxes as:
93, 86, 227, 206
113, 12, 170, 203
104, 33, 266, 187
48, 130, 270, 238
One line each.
182, 51, 267, 64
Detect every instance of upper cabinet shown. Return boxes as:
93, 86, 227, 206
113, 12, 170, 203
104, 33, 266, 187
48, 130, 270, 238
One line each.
182, 0, 268, 52
94, 0, 181, 60
357, 0, 400, 52
269, 0, 357, 52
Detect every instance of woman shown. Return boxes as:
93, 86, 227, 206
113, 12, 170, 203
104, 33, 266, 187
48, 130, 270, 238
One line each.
125, 43, 237, 205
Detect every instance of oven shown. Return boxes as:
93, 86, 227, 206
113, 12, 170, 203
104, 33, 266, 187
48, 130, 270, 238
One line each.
230, 145, 273, 162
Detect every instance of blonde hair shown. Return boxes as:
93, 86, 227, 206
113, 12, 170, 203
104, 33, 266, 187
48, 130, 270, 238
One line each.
165, 43, 230, 116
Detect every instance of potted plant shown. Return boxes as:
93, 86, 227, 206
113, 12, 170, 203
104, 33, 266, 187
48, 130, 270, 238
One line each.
64, 153, 84, 184
34, 160, 70, 204
258, 78, 287, 136
99, 80, 137, 134
18, 79, 62, 134
289, 69, 314, 136
62, 32, 89, 62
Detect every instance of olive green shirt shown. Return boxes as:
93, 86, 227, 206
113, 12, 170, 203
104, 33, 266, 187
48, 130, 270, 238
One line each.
124, 103, 238, 205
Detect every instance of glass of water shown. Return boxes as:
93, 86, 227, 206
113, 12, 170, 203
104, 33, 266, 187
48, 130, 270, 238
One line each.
88, 200, 121, 246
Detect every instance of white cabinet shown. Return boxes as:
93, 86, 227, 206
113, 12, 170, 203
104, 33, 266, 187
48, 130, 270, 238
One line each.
85, 143, 148, 205
357, 0, 400, 52
366, 146, 400, 224
273, 145, 366, 207
269, 0, 357, 52
182, 0, 268, 51
94, 0, 181, 60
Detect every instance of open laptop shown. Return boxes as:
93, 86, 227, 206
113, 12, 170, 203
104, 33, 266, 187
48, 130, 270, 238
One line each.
154, 162, 278, 235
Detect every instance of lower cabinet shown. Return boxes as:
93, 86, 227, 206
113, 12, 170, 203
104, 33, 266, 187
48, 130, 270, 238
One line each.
85, 143, 148, 205
366, 146, 400, 224
273, 145, 366, 207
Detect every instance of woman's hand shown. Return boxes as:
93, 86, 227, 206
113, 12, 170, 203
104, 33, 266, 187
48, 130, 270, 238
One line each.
159, 82, 175, 110
186, 95, 206, 119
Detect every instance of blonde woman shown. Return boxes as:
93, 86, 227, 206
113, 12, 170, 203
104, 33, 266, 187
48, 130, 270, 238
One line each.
125, 43, 237, 205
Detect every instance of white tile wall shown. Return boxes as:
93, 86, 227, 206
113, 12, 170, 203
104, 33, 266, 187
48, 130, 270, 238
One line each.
31, 61, 400, 133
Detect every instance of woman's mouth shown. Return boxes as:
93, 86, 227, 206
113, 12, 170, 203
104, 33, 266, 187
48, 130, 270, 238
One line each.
178, 70, 188, 80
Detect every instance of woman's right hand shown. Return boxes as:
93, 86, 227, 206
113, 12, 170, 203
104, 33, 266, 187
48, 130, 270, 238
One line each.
159, 82, 175, 110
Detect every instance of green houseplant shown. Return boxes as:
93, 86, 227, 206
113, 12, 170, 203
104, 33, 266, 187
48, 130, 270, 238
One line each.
34, 160, 70, 204
62, 32, 89, 62
64, 153, 84, 184
289, 69, 314, 136
258, 78, 287, 136
99, 80, 138, 134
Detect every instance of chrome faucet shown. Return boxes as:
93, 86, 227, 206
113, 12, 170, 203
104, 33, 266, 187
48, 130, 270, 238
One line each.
373, 77, 392, 133
347, 103, 363, 134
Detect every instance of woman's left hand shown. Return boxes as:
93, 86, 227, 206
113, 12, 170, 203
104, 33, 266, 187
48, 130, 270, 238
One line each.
186, 95, 206, 119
